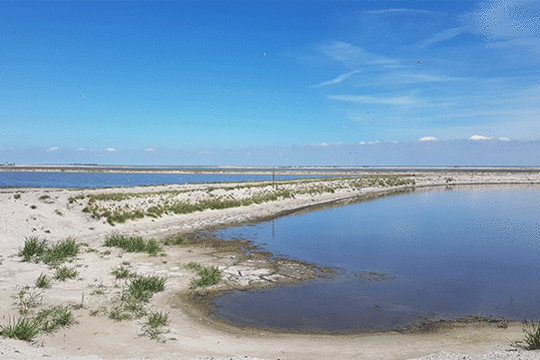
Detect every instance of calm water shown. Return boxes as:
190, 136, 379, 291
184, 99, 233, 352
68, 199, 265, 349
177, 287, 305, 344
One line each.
0, 171, 332, 188
210, 185, 540, 333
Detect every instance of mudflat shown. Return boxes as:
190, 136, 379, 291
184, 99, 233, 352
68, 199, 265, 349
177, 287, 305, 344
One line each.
1, 171, 540, 360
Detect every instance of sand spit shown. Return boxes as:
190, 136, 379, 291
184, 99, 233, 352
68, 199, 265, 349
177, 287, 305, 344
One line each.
1, 172, 540, 360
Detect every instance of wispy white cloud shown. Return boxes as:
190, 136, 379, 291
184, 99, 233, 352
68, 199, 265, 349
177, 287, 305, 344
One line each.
105, 148, 116, 152
311, 69, 363, 88
317, 41, 397, 68
499, 137, 511, 141
419, 136, 438, 142
416, 27, 466, 48
47, 147, 58, 152
363, 9, 433, 14
329, 94, 417, 105
146, 148, 154, 152
77, 148, 85, 151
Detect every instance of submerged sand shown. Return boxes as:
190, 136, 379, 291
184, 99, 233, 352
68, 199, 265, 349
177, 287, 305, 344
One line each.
1, 171, 540, 360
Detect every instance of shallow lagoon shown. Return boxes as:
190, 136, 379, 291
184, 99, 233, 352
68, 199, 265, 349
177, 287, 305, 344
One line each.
210, 185, 540, 333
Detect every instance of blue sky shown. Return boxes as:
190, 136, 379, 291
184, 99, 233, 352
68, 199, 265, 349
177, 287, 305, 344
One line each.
1, 0, 540, 165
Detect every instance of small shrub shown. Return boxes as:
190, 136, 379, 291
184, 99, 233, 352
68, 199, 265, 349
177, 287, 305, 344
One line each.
14, 194, 21, 199
54, 266, 78, 281
55, 210, 63, 216
0, 317, 40, 341
30, 205, 37, 209
39, 195, 50, 200
35, 273, 50, 289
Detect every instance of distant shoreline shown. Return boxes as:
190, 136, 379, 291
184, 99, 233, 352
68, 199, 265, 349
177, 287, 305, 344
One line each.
1, 164, 540, 175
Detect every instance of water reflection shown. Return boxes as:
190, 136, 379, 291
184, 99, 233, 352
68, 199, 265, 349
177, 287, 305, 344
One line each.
210, 185, 540, 333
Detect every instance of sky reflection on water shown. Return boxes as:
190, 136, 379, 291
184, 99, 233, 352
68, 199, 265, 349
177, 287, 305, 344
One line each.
210, 185, 540, 333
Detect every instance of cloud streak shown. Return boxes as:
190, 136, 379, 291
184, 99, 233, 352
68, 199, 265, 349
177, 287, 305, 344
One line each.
311, 69, 363, 88
329, 94, 417, 105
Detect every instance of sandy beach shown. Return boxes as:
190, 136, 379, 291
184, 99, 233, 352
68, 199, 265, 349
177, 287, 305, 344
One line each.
2, 171, 540, 360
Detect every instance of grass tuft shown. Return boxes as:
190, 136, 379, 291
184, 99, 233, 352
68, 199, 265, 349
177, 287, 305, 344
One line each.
187, 262, 221, 288
19, 237, 48, 262
18, 237, 79, 265
163, 235, 189, 246
54, 266, 78, 281
104, 233, 164, 256
35, 273, 50, 289
36, 305, 76, 333
141, 311, 169, 340
126, 275, 166, 302
111, 265, 136, 279
0, 317, 40, 341
522, 318, 540, 350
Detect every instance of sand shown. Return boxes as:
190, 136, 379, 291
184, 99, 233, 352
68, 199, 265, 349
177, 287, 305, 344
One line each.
1, 171, 540, 360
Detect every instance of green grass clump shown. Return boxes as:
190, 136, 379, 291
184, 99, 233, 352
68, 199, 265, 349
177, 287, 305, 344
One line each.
126, 275, 166, 302
141, 311, 169, 340
18, 237, 79, 265
19, 237, 48, 262
104, 233, 164, 256
42, 238, 79, 265
111, 265, 136, 279
35, 273, 50, 289
187, 262, 221, 288
163, 235, 189, 246
35, 305, 76, 332
39, 195, 50, 200
522, 318, 540, 350
54, 266, 78, 281
0, 317, 41, 341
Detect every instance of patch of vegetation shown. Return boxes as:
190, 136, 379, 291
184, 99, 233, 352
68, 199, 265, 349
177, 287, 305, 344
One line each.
16, 286, 43, 315
0, 305, 77, 341
39, 195, 50, 200
19, 236, 48, 262
14, 193, 21, 199
55, 210, 63, 216
141, 311, 169, 340
104, 233, 164, 256
54, 266, 78, 281
35, 305, 76, 333
111, 265, 136, 279
0, 317, 40, 341
522, 318, 540, 350
187, 262, 221, 289
30, 205, 37, 209
42, 238, 79, 266
35, 273, 50, 289
163, 235, 189, 246
19, 237, 79, 266
126, 275, 166, 302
